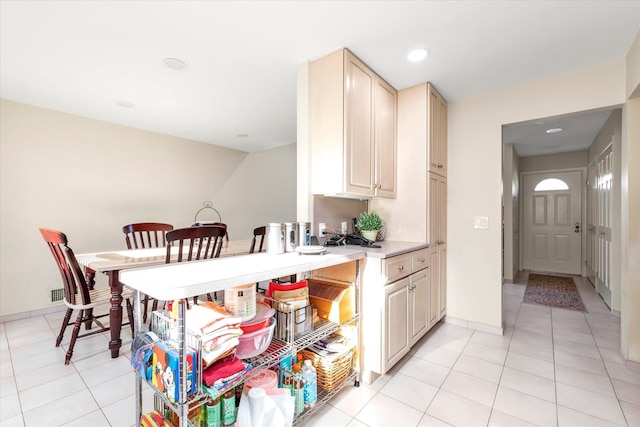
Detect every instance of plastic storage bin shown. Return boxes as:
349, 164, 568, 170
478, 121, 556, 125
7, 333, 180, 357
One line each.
236, 317, 276, 359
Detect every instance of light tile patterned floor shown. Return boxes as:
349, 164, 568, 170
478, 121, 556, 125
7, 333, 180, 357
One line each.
1, 272, 639, 426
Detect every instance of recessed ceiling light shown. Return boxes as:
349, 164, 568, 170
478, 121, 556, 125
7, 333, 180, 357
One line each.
162, 58, 188, 70
115, 100, 135, 108
546, 128, 563, 134
236, 134, 249, 138
407, 48, 429, 62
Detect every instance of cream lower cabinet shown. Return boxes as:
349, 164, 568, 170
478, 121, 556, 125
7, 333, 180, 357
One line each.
361, 248, 431, 383
409, 268, 429, 345
382, 267, 430, 373
383, 277, 410, 371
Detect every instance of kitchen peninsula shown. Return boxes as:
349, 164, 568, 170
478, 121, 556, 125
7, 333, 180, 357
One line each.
120, 246, 366, 426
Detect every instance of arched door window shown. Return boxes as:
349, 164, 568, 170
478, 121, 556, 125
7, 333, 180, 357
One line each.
534, 178, 569, 191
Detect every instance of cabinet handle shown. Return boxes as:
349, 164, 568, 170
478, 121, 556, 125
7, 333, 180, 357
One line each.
398, 265, 404, 271
418, 258, 425, 263
437, 164, 444, 168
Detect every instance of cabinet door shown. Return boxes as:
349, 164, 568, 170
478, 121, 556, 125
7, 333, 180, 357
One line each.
410, 269, 429, 345
345, 53, 375, 196
428, 84, 447, 177
439, 245, 447, 319
428, 249, 439, 327
383, 277, 410, 372
374, 78, 397, 198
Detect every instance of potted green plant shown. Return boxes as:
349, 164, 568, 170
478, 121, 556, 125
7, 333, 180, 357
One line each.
356, 211, 383, 241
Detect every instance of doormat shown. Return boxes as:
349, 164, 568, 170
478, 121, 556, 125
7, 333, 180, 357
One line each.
523, 273, 587, 312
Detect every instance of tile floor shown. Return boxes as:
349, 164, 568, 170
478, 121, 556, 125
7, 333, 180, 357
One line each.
1, 272, 639, 426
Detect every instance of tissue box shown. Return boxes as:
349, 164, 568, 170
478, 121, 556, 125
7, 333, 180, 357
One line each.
152, 341, 197, 402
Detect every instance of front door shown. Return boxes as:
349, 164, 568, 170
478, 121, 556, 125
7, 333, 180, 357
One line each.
522, 170, 582, 275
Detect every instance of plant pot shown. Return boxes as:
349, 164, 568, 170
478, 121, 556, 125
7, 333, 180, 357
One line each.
361, 230, 378, 242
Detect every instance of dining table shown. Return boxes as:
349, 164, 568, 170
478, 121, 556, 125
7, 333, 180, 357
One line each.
75, 239, 253, 358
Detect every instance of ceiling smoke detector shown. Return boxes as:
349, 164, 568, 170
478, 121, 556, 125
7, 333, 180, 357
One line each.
162, 58, 188, 70
115, 100, 135, 108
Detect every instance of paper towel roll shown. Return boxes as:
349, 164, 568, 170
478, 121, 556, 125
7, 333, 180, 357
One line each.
248, 387, 266, 427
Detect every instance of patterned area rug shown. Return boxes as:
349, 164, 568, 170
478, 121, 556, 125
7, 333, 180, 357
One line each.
523, 273, 587, 312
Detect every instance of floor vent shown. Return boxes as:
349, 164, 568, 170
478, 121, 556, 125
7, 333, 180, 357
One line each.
51, 288, 64, 302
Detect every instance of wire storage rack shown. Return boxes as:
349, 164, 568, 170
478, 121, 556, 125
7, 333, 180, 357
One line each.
132, 267, 361, 427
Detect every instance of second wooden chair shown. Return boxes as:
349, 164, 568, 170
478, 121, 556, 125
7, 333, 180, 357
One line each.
165, 225, 227, 305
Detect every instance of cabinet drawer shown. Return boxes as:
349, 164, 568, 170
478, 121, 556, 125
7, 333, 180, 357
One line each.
411, 249, 429, 272
383, 254, 411, 283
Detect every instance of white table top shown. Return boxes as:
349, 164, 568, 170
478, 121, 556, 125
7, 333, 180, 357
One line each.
119, 247, 365, 301
76, 240, 253, 272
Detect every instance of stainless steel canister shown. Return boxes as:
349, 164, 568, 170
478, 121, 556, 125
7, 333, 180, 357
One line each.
266, 223, 285, 254
284, 222, 297, 252
297, 222, 311, 246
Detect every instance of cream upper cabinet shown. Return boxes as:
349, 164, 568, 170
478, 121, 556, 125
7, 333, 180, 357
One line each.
372, 82, 447, 241
428, 84, 448, 177
310, 48, 397, 198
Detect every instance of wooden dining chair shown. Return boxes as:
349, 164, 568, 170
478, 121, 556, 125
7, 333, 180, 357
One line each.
192, 221, 229, 242
165, 225, 227, 305
122, 222, 174, 322
249, 225, 266, 254
123, 222, 174, 249
39, 227, 135, 365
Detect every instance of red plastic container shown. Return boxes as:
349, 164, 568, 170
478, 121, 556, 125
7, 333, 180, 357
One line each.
240, 302, 275, 334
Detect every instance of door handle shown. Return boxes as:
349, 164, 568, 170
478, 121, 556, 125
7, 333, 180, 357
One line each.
575, 222, 581, 233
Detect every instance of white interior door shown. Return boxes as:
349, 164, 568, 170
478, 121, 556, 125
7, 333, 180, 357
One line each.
522, 171, 582, 274
595, 146, 613, 306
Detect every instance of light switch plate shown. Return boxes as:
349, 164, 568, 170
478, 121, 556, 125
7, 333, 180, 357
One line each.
474, 216, 489, 229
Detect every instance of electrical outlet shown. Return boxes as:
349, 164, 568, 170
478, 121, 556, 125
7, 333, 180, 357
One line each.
319, 223, 326, 236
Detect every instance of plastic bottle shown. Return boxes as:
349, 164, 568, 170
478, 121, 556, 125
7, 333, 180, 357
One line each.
301, 359, 317, 408
221, 388, 236, 426
291, 363, 305, 415
205, 396, 221, 427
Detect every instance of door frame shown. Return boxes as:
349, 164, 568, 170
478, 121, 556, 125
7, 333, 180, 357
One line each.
519, 167, 587, 276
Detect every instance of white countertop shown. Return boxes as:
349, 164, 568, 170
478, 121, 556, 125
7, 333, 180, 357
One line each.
356, 240, 428, 258
119, 247, 366, 301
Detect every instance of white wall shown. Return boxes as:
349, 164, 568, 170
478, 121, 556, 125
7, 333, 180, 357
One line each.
0, 99, 296, 318
519, 150, 588, 172
622, 30, 640, 361
448, 61, 626, 331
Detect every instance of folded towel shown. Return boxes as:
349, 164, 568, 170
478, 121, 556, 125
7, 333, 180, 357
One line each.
202, 355, 247, 387
186, 301, 242, 335
202, 329, 243, 352
202, 337, 239, 367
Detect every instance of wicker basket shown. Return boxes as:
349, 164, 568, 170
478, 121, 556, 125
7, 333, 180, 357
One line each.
299, 346, 354, 393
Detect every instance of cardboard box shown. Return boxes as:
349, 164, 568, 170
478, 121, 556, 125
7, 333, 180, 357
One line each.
307, 279, 354, 324
152, 341, 197, 402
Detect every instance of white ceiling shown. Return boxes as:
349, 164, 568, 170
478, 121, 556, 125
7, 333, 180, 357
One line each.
1, 1, 639, 154
503, 109, 615, 157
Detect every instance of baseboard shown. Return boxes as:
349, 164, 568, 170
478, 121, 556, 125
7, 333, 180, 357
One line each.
444, 316, 504, 336
0, 305, 66, 324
